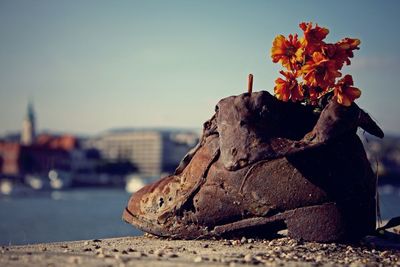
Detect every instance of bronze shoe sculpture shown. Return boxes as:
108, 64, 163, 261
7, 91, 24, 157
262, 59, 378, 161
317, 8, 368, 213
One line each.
123, 90, 384, 242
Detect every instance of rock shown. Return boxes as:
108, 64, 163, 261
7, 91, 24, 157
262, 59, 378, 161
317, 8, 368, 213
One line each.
243, 254, 253, 262
194, 256, 203, 262
230, 240, 240, 246
154, 249, 164, 257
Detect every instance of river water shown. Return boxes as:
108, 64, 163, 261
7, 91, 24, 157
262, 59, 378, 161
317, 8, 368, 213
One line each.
0, 186, 399, 245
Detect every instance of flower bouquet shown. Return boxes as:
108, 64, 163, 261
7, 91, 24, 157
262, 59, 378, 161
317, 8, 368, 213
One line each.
272, 22, 361, 107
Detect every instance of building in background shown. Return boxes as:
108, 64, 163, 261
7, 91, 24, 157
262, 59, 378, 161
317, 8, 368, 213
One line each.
0, 102, 78, 191
0, 142, 21, 177
1, 101, 200, 191
21, 102, 36, 145
85, 129, 199, 177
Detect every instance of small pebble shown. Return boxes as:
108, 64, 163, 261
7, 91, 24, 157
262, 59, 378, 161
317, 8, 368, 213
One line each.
96, 248, 105, 255
315, 255, 323, 262
121, 250, 128, 255
244, 254, 253, 262
194, 256, 203, 263
92, 239, 102, 243
154, 249, 164, 257
380, 250, 390, 257
231, 240, 240, 246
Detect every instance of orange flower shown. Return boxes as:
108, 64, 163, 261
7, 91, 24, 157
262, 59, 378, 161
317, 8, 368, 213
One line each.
308, 86, 328, 102
333, 75, 361, 106
321, 43, 348, 69
301, 52, 341, 89
299, 22, 329, 54
271, 34, 304, 70
274, 71, 303, 102
336, 38, 360, 66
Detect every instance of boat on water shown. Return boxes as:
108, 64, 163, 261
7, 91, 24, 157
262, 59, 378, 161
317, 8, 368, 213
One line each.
24, 169, 72, 190
0, 178, 34, 196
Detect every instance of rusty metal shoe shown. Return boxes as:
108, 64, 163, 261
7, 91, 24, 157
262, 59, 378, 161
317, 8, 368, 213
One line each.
123, 91, 384, 242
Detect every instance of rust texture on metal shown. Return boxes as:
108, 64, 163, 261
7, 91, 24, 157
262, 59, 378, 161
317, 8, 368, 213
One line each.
123, 91, 383, 242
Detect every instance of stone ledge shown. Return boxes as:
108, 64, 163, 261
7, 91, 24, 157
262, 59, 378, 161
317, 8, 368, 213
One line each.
1, 235, 400, 266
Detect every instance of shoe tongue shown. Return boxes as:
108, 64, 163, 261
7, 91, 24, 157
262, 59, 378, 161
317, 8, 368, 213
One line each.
216, 91, 316, 171
307, 100, 384, 143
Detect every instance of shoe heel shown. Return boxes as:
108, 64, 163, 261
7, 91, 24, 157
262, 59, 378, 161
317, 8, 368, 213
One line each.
285, 202, 375, 242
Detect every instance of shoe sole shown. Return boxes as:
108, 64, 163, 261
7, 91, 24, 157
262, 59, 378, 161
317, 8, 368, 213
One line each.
123, 201, 375, 242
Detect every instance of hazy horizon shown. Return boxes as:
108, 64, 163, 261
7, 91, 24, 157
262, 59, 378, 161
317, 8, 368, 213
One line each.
1, 0, 400, 136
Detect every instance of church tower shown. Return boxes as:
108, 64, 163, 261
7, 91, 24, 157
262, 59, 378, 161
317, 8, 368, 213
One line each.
21, 101, 36, 145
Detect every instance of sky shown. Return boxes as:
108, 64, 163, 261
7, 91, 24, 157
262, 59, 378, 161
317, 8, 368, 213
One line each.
1, 0, 400, 136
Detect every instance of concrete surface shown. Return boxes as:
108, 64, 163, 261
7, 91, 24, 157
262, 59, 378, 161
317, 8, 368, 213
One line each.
1, 234, 400, 266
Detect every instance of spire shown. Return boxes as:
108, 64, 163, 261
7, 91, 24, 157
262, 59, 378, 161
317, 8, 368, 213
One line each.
27, 100, 35, 121
21, 100, 36, 145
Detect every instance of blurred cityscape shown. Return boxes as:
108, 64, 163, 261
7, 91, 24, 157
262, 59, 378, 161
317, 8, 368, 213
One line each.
363, 134, 400, 186
0, 102, 199, 195
1, 102, 399, 196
